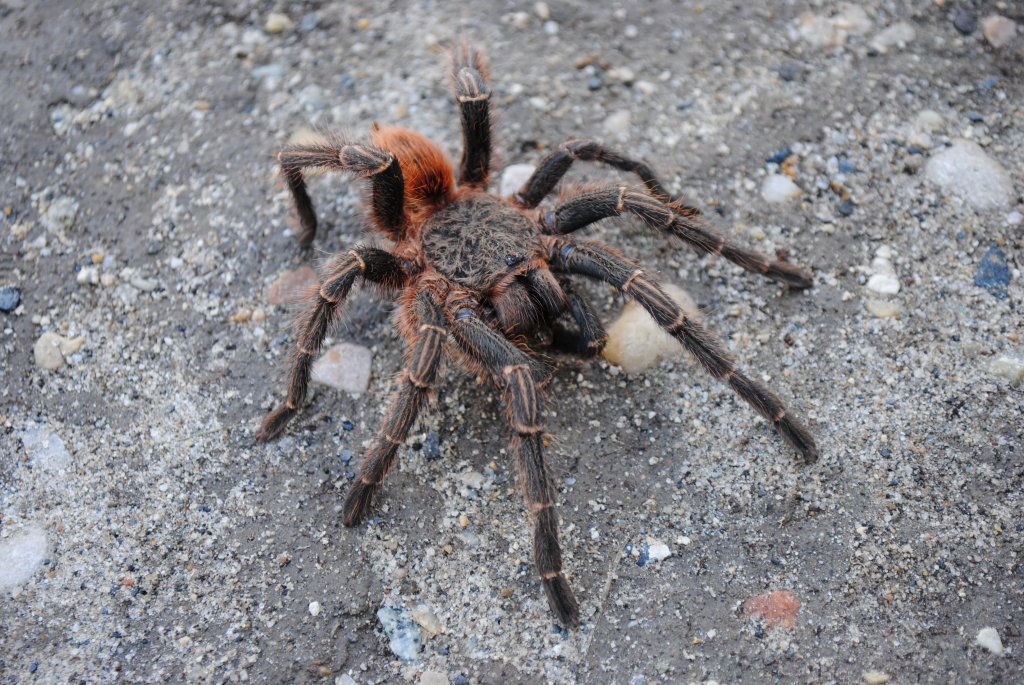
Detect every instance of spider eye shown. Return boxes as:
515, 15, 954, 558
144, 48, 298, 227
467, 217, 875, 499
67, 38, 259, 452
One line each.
505, 254, 523, 267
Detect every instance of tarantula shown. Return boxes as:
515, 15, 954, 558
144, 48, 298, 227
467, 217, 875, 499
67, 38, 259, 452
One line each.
258, 44, 818, 627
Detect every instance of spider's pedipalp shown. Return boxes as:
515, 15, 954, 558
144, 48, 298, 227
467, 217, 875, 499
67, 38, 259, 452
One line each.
449, 41, 493, 188
550, 184, 813, 289
342, 290, 448, 525
550, 277, 608, 358
547, 235, 819, 463
278, 136, 407, 245
450, 311, 580, 627
258, 247, 405, 442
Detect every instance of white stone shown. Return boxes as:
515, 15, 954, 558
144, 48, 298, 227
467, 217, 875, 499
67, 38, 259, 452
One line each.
982, 15, 1017, 48
377, 606, 421, 661
796, 14, 842, 48
308, 601, 321, 616
834, 4, 873, 35
533, 2, 550, 20
34, 332, 85, 371
264, 12, 292, 34
420, 671, 448, 685
500, 163, 536, 199
41, 195, 79, 233
914, 110, 944, 133
926, 140, 1014, 210
311, 343, 373, 394
976, 627, 1004, 655
862, 671, 890, 685
869, 22, 917, 53
761, 174, 801, 204
0, 526, 47, 589
645, 538, 672, 563
866, 273, 900, 295
989, 356, 1024, 385
335, 676, 357, 685
77, 266, 100, 285
866, 299, 901, 319
603, 283, 697, 373
603, 110, 631, 140
19, 422, 72, 472
508, 11, 530, 29
460, 470, 486, 491
543, 20, 559, 35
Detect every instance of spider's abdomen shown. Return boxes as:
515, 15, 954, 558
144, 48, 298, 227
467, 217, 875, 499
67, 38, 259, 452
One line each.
420, 194, 540, 292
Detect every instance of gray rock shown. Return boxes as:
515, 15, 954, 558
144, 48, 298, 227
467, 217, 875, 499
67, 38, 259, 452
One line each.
925, 140, 1014, 209
0, 526, 48, 589
377, 606, 422, 662
312, 343, 373, 393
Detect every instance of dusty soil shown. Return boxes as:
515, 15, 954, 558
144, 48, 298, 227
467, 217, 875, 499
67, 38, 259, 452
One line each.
1, 1, 1021, 683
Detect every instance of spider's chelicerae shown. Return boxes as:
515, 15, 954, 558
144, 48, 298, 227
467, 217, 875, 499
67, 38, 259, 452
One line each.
258, 44, 818, 627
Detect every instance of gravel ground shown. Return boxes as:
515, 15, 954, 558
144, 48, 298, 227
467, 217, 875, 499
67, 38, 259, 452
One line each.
2, 1, 1022, 683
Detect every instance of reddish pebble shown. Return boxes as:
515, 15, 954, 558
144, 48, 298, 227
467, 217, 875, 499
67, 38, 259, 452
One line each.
267, 265, 318, 306
742, 590, 801, 629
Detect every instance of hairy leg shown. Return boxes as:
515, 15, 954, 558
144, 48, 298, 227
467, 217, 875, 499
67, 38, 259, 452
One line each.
277, 133, 407, 245
546, 235, 818, 463
545, 184, 812, 289
342, 290, 447, 525
258, 247, 405, 441
513, 138, 683, 209
449, 307, 580, 626
449, 42, 493, 189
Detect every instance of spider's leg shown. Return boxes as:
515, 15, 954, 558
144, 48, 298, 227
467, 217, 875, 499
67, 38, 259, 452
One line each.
257, 247, 406, 441
342, 290, 447, 525
546, 235, 818, 463
550, 277, 608, 359
449, 309, 580, 627
448, 42, 493, 188
512, 138, 683, 209
545, 184, 812, 289
277, 133, 407, 245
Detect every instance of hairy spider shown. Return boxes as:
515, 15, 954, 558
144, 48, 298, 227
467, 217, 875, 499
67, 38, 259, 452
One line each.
258, 43, 818, 628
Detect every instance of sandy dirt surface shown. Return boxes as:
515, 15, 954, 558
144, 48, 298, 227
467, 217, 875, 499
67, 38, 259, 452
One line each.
1, 1, 1022, 683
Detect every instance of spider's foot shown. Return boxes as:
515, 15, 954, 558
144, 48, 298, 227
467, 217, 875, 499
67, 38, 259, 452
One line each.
768, 261, 813, 290
543, 574, 580, 628
776, 416, 819, 464
257, 406, 297, 442
342, 480, 376, 527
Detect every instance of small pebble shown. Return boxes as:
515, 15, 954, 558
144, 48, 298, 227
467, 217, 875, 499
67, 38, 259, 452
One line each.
914, 109, 944, 133
587, 76, 603, 91
312, 343, 373, 393
336, 676, 357, 685
981, 15, 1017, 48
420, 672, 448, 685
838, 199, 855, 217
862, 671, 890, 685
458, 514, 470, 529
308, 601, 321, 616
267, 265, 319, 305
41, 195, 79, 233
602, 110, 631, 140
298, 84, 327, 112
34, 332, 85, 371
767, 147, 792, 165
77, 266, 99, 285
635, 80, 657, 96
644, 538, 672, 563
603, 283, 697, 373
0, 526, 48, 589
422, 432, 441, 460
460, 471, 486, 491
866, 300, 901, 319
953, 10, 977, 36
543, 20, 559, 35
231, 308, 251, 324
499, 163, 536, 199
19, 422, 72, 472
264, 12, 293, 34
742, 590, 801, 629
0, 286, 20, 313
607, 66, 635, 84
973, 245, 1011, 299
411, 604, 443, 637
509, 12, 530, 29
761, 174, 801, 203
533, 2, 550, 20
776, 62, 802, 81
975, 627, 1004, 655
988, 356, 1024, 386
377, 606, 421, 661
925, 140, 1014, 210
869, 22, 917, 53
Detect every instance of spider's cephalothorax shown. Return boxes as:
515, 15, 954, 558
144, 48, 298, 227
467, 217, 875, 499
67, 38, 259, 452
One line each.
258, 43, 819, 628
